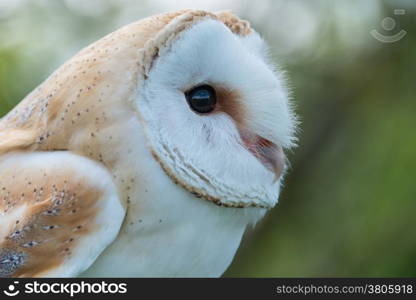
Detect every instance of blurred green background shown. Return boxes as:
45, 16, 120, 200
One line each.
1, 0, 415, 277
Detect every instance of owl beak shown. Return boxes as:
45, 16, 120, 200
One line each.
241, 133, 285, 181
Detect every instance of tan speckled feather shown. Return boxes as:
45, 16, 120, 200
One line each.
0, 10, 252, 277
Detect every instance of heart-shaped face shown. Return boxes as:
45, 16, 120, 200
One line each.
136, 16, 297, 208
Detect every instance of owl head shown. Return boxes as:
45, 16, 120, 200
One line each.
135, 10, 297, 209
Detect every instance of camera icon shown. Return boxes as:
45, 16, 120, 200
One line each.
3, 281, 20, 297
371, 9, 406, 43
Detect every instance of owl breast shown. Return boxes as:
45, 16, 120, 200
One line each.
81, 117, 265, 277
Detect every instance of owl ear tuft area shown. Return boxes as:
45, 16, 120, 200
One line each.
215, 10, 252, 36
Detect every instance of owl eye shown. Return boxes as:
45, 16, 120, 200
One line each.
185, 85, 217, 114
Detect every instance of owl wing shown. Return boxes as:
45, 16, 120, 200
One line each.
0, 151, 125, 277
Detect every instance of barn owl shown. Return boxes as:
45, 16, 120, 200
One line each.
0, 10, 296, 277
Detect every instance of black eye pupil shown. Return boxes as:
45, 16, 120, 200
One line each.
185, 85, 216, 114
